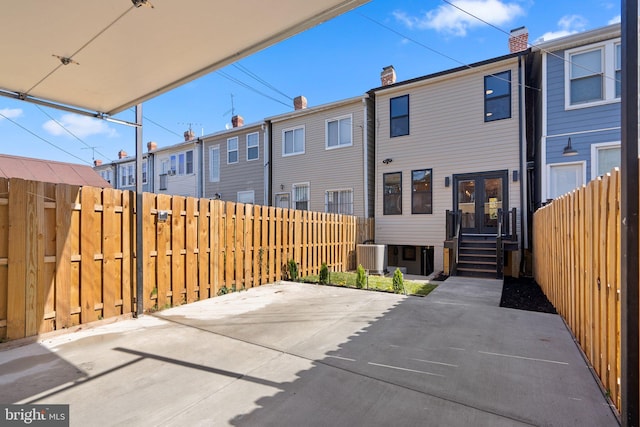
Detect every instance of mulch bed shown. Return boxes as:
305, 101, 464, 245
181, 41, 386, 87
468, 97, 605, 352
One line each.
500, 276, 557, 314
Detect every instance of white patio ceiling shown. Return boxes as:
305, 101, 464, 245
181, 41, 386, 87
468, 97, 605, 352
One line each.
0, 0, 368, 116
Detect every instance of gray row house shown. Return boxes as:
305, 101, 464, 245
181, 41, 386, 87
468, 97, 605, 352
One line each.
94, 23, 626, 279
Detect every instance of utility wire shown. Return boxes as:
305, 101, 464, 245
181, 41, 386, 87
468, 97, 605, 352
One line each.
0, 111, 91, 165
440, 0, 620, 84
232, 63, 294, 101
217, 71, 293, 109
35, 105, 113, 162
357, 12, 540, 91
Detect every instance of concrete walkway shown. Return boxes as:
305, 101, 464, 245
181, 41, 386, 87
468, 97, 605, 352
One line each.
0, 278, 618, 426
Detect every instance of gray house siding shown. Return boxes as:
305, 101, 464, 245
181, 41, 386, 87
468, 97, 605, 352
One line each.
269, 97, 368, 218
373, 55, 526, 274
203, 123, 266, 204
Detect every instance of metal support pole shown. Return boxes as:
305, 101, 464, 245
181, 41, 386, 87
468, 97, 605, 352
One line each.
135, 104, 144, 317
621, 1, 639, 425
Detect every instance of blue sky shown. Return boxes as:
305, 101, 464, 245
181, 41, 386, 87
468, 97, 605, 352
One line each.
0, 0, 623, 165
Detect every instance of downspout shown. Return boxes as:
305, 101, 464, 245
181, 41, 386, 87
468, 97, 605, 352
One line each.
263, 122, 269, 205
362, 95, 368, 217
201, 138, 206, 199
195, 138, 202, 197
267, 121, 273, 205
518, 53, 526, 274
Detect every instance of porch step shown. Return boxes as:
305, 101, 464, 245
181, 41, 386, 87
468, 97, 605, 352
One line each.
455, 234, 500, 279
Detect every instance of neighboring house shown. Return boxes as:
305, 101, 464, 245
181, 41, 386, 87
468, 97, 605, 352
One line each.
202, 115, 267, 204
535, 23, 621, 203
0, 154, 111, 187
152, 131, 202, 197
267, 95, 373, 218
93, 148, 152, 192
370, 29, 536, 277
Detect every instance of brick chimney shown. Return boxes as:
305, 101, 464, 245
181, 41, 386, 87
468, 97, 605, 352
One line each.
293, 95, 307, 110
231, 115, 244, 128
381, 66, 396, 86
509, 27, 529, 53
94, 159, 102, 167
184, 129, 195, 141
147, 141, 158, 151
118, 149, 127, 159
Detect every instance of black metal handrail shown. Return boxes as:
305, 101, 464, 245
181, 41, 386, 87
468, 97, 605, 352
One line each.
496, 208, 503, 279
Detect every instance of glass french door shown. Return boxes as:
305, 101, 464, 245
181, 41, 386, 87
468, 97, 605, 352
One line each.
454, 171, 508, 234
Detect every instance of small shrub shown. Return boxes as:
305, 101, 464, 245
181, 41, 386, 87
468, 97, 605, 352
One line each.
356, 264, 366, 289
319, 263, 329, 285
392, 268, 405, 294
287, 259, 299, 282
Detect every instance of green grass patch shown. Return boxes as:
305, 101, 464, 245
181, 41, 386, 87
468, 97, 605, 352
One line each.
300, 271, 437, 297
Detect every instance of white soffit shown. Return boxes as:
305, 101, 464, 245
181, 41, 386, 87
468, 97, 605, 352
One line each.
0, 0, 368, 116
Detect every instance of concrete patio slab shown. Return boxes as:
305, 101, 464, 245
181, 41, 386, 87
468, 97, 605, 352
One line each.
0, 279, 618, 426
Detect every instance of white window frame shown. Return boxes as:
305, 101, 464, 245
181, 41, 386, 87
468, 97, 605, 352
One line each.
325, 114, 353, 150
227, 137, 239, 164
186, 150, 194, 175
325, 188, 353, 215
292, 182, 310, 210
547, 161, 586, 200
590, 141, 621, 179
142, 160, 148, 184
246, 132, 259, 161
170, 155, 177, 175
209, 145, 220, 182
274, 192, 290, 209
564, 38, 621, 110
237, 190, 255, 204
282, 126, 305, 157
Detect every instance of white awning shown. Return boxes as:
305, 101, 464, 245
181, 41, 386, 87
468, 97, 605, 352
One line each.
0, 0, 368, 116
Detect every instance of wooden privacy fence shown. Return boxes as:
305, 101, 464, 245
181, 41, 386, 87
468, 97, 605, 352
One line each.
533, 168, 621, 411
0, 178, 374, 341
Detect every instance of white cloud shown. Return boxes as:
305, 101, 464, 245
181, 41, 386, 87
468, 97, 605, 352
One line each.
608, 15, 621, 25
43, 114, 118, 138
394, 0, 524, 37
536, 15, 588, 43
0, 108, 23, 120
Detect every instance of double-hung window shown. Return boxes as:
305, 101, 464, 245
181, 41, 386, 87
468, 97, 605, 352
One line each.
383, 172, 402, 215
292, 183, 309, 210
484, 71, 511, 121
592, 142, 621, 179
283, 127, 304, 156
247, 132, 259, 161
390, 95, 409, 137
127, 165, 135, 186
326, 115, 352, 149
565, 39, 621, 108
237, 190, 255, 204
411, 169, 432, 214
142, 161, 147, 184
570, 49, 603, 105
170, 155, 177, 175
178, 153, 185, 175
209, 145, 220, 182
615, 43, 622, 98
326, 189, 353, 214
186, 150, 193, 174
227, 137, 238, 164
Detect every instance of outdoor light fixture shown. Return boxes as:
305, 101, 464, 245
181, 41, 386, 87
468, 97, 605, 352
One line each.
214, 193, 221, 199
513, 170, 519, 182
382, 158, 393, 164
445, 176, 450, 187
562, 137, 578, 156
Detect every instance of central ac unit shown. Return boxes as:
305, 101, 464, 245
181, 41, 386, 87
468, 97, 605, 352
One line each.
357, 244, 387, 275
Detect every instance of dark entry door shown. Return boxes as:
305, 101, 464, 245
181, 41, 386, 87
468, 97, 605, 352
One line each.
454, 171, 508, 234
